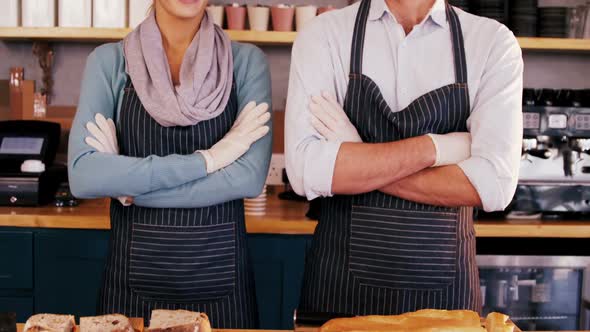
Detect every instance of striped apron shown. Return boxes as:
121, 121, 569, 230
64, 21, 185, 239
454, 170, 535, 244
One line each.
298, 0, 481, 316
98, 79, 258, 329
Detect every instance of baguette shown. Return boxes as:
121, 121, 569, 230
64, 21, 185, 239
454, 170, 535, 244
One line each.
146, 310, 211, 332
23, 314, 76, 332
485, 312, 515, 332
79, 314, 134, 332
319, 310, 485, 332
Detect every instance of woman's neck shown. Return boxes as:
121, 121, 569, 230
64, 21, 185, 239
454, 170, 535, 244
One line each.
385, 0, 436, 35
154, 6, 205, 85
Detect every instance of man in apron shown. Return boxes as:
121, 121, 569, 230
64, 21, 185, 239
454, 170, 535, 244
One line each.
285, 0, 523, 315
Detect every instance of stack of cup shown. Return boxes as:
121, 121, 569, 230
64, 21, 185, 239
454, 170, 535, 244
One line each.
206, 5, 225, 27
248, 5, 270, 31
296, 5, 318, 31
271, 4, 295, 31
244, 185, 268, 216
226, 3, 247, 30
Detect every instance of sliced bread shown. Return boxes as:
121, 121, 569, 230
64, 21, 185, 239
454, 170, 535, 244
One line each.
23, 314, 75, 332
79, 314, 134, 332
146, 310, 211, 332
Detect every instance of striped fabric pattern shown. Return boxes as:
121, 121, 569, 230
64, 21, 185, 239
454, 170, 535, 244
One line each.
298, 0, 481, 316
98, 80, 258, 329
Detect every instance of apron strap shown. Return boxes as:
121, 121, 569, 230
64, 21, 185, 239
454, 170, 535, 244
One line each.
348, 0, 469, 85
349, 0, 372, 76
446, 4, 469, 84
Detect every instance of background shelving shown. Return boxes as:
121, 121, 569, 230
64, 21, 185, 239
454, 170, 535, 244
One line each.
0, 27, 589, 51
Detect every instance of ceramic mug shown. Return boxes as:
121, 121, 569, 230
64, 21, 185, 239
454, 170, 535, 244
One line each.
296, 5, 317, 31
248, 5, 270, 31
206, 5, 224, 27
225, 3, 246, 30
271, 4, 295, 32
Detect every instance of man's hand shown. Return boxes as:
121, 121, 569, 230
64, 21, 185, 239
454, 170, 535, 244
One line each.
85, 113, 134, 206
309, 92, 363, 143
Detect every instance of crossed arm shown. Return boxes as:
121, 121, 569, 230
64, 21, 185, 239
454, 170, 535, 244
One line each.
285, 24, 523, 212
68, 43, 272, 208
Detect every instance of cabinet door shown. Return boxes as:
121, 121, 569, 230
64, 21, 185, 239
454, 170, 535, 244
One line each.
34, 230, 110, 317
0, 296, 33, 323
248, 235, 311, 330
0, 232, 33, 289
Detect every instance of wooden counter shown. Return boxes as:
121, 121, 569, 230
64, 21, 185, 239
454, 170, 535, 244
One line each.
16, 327, 287, 332
2, 191, 590, 238
13, 324, 583, 332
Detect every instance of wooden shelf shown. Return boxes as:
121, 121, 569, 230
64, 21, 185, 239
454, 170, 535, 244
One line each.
225, 30, 296, 45
0, 27, 130, 42
517, 37, 590, 52
0, 27, 296, 45
0, 27, 589, 50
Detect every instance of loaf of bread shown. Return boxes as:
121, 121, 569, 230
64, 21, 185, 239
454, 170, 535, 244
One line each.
485, 312, 516, 332
320, 309, 516, 332
23, 314, 76, 332
320, 309, 484, 332
79, 314, 134, 332
146, 310, 211, 332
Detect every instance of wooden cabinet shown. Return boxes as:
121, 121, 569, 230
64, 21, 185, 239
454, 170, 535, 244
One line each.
249, 235, 311, 329
34, 230, 110, 318
0, 227, 312, 329
0, 232, 33, 289
0, 297, 33, 323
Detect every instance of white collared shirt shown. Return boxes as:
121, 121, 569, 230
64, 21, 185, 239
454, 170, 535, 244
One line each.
285, 0, 524, 212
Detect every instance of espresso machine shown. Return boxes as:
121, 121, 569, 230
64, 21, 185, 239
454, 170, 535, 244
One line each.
511, 89, 590, 218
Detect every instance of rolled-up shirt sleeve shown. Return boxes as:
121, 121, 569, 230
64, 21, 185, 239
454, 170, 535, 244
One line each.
458, 26, 524, 212
285, 19, 344, 200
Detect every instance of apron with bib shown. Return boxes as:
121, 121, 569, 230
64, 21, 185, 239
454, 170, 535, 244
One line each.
98, 79, 258, 329
299, 0, 481, 316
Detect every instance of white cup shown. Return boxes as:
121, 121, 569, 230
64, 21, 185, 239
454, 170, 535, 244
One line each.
296, 5, 318, 32
206, 5, 224, 27
248, 6, 270, 31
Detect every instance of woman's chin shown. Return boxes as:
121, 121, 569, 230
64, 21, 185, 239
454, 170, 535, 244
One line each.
159, 0, 206, 19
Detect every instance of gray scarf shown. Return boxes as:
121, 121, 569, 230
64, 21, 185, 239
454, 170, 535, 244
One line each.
123, 11, 233, 127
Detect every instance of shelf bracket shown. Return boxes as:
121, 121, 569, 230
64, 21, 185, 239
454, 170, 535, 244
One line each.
32, 41, 54, 104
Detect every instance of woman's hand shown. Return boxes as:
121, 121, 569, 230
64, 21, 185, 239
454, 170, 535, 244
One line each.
309, 92, 363, 143
85, 113, 134, 206
199, 102, 271, 174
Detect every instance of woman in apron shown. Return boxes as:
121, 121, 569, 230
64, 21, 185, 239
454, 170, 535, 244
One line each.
68, 0, 272, 328
286, 0, 522, 317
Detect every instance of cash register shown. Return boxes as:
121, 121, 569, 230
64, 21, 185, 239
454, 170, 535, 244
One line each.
0, 120, 66, 206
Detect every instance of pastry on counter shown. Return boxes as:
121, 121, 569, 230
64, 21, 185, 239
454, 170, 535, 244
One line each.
79, 314, 134, 332
319, 309, 516, 332
146, 310, 211, 332
23, 313, 75, 332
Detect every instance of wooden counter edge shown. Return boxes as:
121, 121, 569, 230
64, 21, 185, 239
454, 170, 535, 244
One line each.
3, 198, 590, 237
